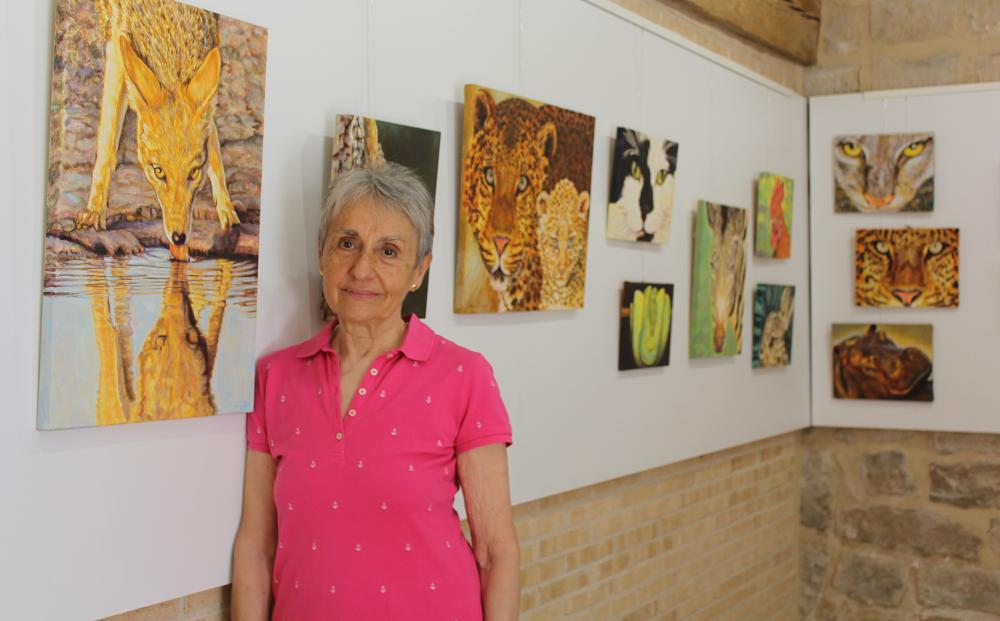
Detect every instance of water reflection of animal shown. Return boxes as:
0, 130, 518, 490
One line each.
706, 204, 748, 353
74, 0, 239, 261
832, 325, 933, 401
86, 260, 232, 425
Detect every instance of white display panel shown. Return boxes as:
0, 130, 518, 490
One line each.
809, 87, 1000, 432
1, 0, 810, 618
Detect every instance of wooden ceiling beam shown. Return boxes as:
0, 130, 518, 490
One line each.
659, 0, 821, 65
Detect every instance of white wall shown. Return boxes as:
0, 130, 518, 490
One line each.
1, 0, 810, 618
809, 86, 1000, 433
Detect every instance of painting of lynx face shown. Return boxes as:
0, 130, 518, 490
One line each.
855, 228, 959, 308
834, 133, 934, 213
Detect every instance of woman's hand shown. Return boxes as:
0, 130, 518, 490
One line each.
232, 450, 278, 621
459, 443, 520, 620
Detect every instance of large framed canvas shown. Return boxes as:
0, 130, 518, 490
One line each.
455, 84, 595, 313
38, 0, 268, 429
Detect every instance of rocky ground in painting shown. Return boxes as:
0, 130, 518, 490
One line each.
45, 0, 267, 258
801, 428, 1000, 620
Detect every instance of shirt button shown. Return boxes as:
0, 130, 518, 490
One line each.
358, 387, 367, 396
348, 409, 357, 417
335, 432, 343, 441
370, 368, 378, 376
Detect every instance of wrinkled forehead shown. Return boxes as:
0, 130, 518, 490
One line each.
327, 197, 418, 242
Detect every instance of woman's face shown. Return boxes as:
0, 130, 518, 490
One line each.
320, 198, 431, 326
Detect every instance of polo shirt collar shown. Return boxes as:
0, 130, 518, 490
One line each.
397, 314, 434, 362
294, 314, 435, 362
294, 319, 337, 359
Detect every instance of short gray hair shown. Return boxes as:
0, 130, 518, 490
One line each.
319, 163, 435, 262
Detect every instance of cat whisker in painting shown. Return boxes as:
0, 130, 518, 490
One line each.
834, 133, 934, 213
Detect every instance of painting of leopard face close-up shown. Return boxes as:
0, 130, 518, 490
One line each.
855, 228, 959, 308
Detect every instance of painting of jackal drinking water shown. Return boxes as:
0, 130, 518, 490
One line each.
38, 0, 268, 429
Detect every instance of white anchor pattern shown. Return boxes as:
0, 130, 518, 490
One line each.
244, 317, 511, 619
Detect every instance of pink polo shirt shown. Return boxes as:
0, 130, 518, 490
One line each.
246, 315, 512, 620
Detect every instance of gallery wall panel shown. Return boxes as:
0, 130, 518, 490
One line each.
810, 88, 1000, 432
2, 0, 809, 618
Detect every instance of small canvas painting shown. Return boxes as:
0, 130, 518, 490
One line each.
619, 282, 673, 371
690, 201, 748, 358
833, 133, 934, 213
754, 173, 793, 258
327, 115, 441, 319
607, 127, 679, 244
832, 323, 934, 402
752, 284, 795, 368
855, 228, 959, 308
38, 0, 268, 429
455, 84, 595, 313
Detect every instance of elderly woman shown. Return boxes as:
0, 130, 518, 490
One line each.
232, 163, 520, 620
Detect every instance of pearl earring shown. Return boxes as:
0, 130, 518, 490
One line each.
410, 283, 418, 291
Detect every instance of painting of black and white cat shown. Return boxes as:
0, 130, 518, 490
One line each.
833, 132, 934, 213
607, 127, 679, 243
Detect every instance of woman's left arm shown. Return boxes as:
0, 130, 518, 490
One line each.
458, 443, 521, 621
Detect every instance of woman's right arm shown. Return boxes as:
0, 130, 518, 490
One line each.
232, 450, 277, 621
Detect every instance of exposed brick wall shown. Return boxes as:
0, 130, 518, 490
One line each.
512, 432, 800, 619
801, 429, 1000, 620
102, 432, 801, 621
807, 0, 1000, 95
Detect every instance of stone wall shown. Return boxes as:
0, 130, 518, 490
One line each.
807, 0, 1000, 95
801, 428, 1000, 620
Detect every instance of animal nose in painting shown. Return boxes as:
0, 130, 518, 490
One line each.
494, 236, 510, 257
892, 288, 921, 306
171, 232, 187, 246
863, 193, 894, 208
